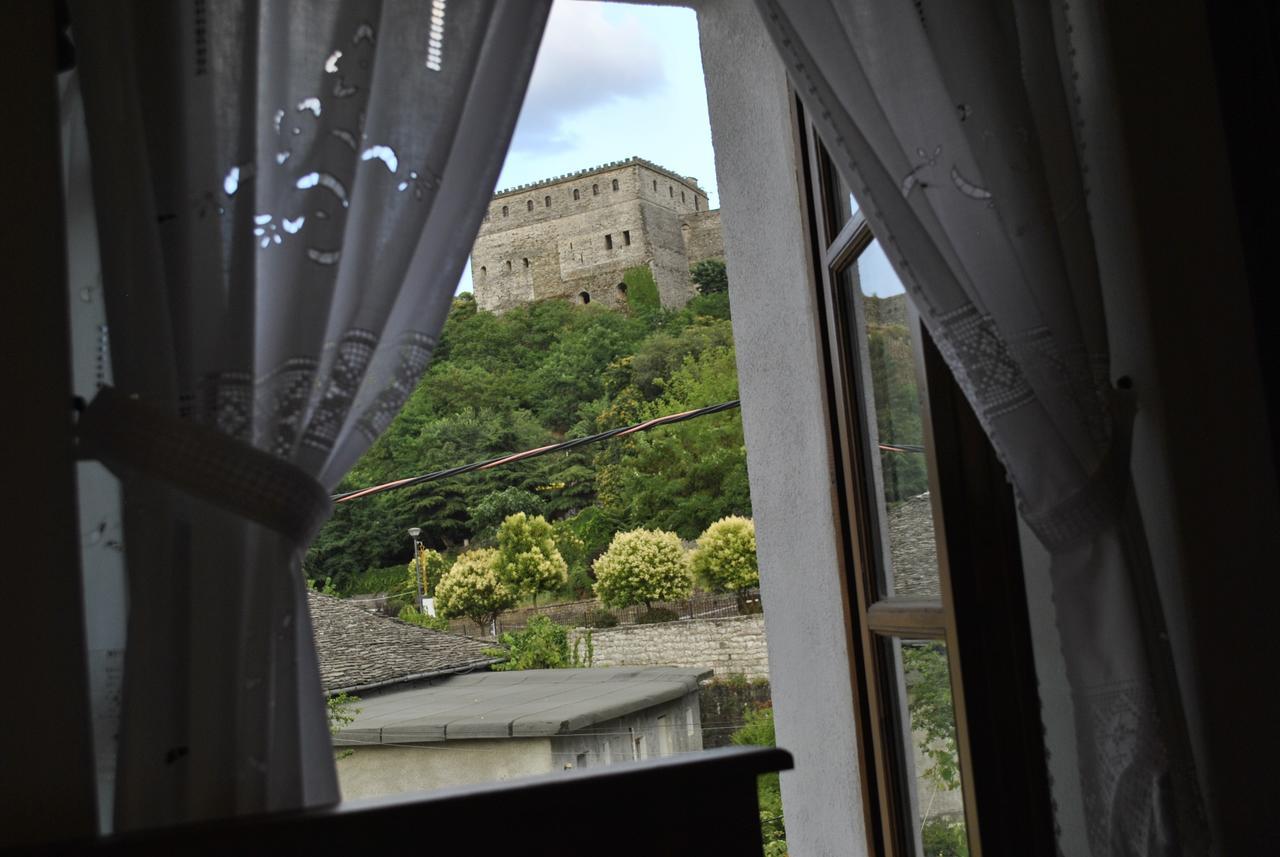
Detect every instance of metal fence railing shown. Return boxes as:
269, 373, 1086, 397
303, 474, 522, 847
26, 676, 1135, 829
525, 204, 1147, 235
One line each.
443, 588, 763, 638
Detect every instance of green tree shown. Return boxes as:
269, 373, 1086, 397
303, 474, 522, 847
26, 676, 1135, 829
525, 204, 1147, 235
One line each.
690, 516, 759, 592
494, 513, 568, 606
468, 487, 547, 541
690, 258, 728, 294
434, 548, 516, 633
592, 529, 692, 610
730, 703, 787, 855
485, 616, 570, 670
405, 547, 450, 600
397, 604, 450, 631
902, 641, 960, 791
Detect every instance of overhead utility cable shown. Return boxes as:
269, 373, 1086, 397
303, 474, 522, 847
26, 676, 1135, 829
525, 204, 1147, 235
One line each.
332, 399, 924, 504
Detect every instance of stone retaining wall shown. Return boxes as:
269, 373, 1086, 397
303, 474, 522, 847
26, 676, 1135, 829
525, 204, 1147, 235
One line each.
570, 614, 769, 680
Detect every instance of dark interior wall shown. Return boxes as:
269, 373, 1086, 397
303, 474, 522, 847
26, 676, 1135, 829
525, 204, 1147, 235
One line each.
1102, 1, 1280, 852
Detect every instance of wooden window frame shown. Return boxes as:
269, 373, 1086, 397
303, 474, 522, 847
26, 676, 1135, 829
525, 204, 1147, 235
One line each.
796, 101, 1054, 857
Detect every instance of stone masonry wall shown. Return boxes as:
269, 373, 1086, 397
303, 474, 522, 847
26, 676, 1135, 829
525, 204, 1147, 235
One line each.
471, 158, 714, 312
681, 209, 725, 265
570, 615, 769, 680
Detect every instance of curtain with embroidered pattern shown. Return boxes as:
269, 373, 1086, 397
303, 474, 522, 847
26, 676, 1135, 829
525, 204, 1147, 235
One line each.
752, 1, 1207, 853
68, 0, 549, 829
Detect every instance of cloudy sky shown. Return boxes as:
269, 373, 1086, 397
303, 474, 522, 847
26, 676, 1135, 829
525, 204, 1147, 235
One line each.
457, 2, 715, 293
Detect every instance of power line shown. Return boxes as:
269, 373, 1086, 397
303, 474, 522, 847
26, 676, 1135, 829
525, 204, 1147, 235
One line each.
332, 400, 743, 503
332, 398, 925, 504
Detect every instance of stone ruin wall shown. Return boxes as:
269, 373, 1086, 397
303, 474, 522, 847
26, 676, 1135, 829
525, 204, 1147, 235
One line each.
471, 159, 722, 313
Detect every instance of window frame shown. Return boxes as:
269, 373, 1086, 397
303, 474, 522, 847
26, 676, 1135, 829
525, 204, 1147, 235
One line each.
798, 105, 1053, 857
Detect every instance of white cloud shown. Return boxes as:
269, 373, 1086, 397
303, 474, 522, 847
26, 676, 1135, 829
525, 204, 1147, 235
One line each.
511, 2, 668, 152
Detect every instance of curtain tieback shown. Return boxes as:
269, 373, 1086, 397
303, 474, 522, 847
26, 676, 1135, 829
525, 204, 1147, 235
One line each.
75, 386, 332, 545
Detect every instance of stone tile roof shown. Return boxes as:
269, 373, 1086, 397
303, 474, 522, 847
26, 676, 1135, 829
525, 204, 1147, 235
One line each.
887, 492, 942, 598
334, 667, 712, 744
307, 591, 500, 695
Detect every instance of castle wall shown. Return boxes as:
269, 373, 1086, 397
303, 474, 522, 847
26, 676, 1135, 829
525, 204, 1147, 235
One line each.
470, 158, 716, 313
681, 209, 725, 265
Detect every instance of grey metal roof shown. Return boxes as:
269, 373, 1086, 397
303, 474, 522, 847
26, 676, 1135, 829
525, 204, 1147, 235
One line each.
307, 591, 501, 695
334, 667, 712, 745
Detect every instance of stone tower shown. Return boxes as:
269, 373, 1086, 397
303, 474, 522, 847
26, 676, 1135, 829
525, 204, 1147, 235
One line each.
470, 157, 724, 313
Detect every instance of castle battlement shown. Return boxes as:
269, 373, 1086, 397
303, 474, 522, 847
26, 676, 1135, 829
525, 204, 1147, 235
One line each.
471, 157, 723, 314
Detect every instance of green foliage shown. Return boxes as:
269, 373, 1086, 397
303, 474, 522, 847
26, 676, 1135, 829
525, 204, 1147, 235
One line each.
921, 817, 969, 857
592, 529, 692, 610
305, 287, 752, 596
468, 488, 547, 541
597, 345, 751, 538
397, 604, 451, 632
307, 576, 339, 597
433, 548, 516, 631
902, 642, 960, 791
580, 607, 619, 628
690, 516, 759, 592
327, 692, 361, 736
406, 547, 450, 600
730, 703, 787, 855
485, 616, 570, 670
690, 259, 728, 294
622, 264, 661, 312
865, 300, 928, 502
495, 513, 568, 606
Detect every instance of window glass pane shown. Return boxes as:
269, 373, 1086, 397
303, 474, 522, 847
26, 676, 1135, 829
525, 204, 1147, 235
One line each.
893, 639, 969, 856
821, 149, 860, 240
844, 242, 939, 598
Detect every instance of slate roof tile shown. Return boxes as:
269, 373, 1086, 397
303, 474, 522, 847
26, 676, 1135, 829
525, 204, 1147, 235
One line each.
307, 591, 500, 695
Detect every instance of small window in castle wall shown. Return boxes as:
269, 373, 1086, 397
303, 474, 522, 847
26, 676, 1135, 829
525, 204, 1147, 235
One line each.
505, 260, 512, 272
681, 191, 686, 203
612, 179, 619, 191
522, 258, 529, 268
669, 185, 674, 197
579, 291, 591, 304
544, 195, 551, 207
617, 282, 628, 298
652, 179, 657, 192
622, 230, 631, 246
592, 184, 599, 196
605, 234, 613, 250
695, 197, 699, 211
480, 266, 486, 277
527, 200, 533, 211
502, 205, 508, 217
573, 189, 580, 201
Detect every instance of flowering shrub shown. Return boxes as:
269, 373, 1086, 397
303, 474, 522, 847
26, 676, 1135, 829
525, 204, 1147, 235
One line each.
690, 516, 758, 592
496, 513, 568, 605
592, 528, 692, 610
434, 548, 515, 631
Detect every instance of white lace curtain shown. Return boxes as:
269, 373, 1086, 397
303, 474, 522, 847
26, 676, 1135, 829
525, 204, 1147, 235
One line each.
69, 0, 549, 829
753, 0, 1206, 853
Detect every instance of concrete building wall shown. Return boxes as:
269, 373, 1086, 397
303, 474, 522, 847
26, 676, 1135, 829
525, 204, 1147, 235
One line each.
336, 737, 553, 801
570, 615, 770, 680
471, 158, 713, 312
550, 693, 703, 771
694, 2, 871, 854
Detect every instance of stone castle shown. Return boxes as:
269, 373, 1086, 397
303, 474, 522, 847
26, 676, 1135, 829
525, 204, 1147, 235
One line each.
470, 157, 724, 313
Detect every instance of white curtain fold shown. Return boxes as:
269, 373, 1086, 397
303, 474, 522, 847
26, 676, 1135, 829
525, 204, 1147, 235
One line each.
68, 0, 549, 829
753, 0, 1207, 853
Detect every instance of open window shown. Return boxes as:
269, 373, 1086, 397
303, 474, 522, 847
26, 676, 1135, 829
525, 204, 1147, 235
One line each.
800, 110, 1054, 857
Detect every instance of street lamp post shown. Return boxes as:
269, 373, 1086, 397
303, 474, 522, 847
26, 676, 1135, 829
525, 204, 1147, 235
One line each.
408, 527, 423, 614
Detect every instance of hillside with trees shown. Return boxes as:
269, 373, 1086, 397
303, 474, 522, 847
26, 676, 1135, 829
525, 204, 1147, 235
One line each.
305, 262, 750, 599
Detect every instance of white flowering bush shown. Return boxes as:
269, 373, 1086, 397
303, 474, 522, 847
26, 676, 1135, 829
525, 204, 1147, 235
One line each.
495, 512, 568, 606
593, 528, 692, 610
434, 548, 515, 631
690, 516, 759, 592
